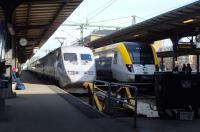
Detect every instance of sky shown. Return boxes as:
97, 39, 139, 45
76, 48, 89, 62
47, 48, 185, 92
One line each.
30, 0, 198, 62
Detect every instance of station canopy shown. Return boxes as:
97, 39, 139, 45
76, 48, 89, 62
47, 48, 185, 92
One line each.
86, 1, 200, 49
0, 0, 82, 63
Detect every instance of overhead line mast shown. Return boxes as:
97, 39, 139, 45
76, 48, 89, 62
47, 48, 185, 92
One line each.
61, 23, 123, 45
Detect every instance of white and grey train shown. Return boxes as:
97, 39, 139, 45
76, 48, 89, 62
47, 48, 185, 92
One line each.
28, 46, 96, 87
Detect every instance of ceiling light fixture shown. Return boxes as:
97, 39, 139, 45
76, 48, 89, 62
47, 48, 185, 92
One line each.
134, 34, 140, 37
182, 19, 194, 24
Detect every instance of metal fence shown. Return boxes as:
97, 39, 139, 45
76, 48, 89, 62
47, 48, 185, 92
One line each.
90, 80, 138, 128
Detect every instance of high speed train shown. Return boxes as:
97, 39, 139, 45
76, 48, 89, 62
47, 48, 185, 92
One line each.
94, 42, 158, 82
28, 46, 96, 87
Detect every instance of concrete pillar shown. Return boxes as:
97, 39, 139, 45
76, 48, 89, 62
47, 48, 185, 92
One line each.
197, 54, 200, 73
170, 37, 179, 68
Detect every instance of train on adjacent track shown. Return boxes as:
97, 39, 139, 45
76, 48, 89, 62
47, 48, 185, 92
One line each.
28, 46, 96, 88
94, 42, 158, 82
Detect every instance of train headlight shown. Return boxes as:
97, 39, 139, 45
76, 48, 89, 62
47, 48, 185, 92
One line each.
126, 64, 133, 72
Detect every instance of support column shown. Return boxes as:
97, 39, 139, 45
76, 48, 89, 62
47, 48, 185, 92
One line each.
197, 54, 199, 73
161, 57, 164, 71
170, 36, 179, 69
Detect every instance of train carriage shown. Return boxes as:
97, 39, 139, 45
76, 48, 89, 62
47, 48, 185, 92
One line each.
94, 42, 158, 82
28, 46, 96, 88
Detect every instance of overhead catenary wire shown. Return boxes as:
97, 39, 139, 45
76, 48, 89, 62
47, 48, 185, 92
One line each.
86, 0, 116, 17
90, 15, 146, 24
88, 0, 117, 21
75, 0, 117, 22
90, 16, 132, 24
61, 29, 80, 40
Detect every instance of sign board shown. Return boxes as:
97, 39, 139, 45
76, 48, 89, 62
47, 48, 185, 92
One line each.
176, 44, 195, 51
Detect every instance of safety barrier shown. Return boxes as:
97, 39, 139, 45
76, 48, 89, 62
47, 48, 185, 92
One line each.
84, 80, 138, 128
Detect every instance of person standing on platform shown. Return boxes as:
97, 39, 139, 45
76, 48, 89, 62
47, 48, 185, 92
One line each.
186, 63, 192, 74
12, 67, 17, 81
182, 64, 186, 72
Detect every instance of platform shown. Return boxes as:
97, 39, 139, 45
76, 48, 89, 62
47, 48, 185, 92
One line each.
0, 71, 134, 132
0, 71, 199, 132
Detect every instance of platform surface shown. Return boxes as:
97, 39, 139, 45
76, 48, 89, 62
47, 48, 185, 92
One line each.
0, 71, 134, 132
0, 71, 200, 132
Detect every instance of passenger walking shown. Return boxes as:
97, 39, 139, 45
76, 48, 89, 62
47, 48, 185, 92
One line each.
173, 65, 179, 72
12, 67, 25, 90
182, 64, 186, 72
12, 67, 17, 81
186, 63, 192, 73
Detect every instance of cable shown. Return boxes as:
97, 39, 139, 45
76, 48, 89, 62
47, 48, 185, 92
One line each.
65, 20, 81, 24
61, 30, 80, 40
88, 0, 117, 21
75, 0, 116, 22
90, 15, 146, 24
86, 0, 116, 17
90, 16, 131, 24
115, 21, 131, 26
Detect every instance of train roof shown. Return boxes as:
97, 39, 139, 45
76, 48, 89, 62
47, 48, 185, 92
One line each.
94, 41, 150, 53
61, 45, 92, 51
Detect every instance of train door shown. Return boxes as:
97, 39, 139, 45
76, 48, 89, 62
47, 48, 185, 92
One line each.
112, 50, 128, 82
111, 50, 118, 80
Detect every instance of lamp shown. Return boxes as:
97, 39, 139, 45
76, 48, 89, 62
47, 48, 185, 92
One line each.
182, 19, 194, 24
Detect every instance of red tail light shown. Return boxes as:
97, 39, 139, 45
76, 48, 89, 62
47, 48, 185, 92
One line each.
126, 64, 133, 72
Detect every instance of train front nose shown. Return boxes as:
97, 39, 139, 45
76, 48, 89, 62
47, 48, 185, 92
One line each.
68, 70, 96, 83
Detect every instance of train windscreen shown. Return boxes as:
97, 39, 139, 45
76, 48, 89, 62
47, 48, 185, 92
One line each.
125, 42, 154, 64
64, 53, 77, 64
80, 54, 92, 61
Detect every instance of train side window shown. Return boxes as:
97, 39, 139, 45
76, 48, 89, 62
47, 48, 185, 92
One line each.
113, 51, 118, 64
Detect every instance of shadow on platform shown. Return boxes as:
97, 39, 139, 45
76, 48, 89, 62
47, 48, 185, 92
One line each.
19, 70, 51, 85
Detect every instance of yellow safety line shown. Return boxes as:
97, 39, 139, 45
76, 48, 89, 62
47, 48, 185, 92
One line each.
116, 43, 132, 64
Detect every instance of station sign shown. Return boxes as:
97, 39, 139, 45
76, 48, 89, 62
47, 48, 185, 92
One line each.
176, 44, 195, 51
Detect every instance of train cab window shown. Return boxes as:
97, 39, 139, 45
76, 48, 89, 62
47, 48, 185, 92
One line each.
81, 54, 92, 65
81, 54, 92, 61
64, 53, 78, 64
113, 51, 118, 64
125, 42, 154, 64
